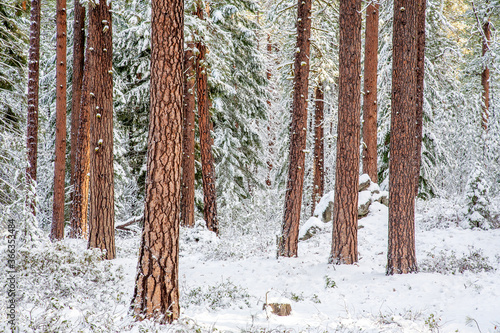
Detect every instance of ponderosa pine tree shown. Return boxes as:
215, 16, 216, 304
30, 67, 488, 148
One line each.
51, 0, 67, 241
278, 0, 312, 257
196, 1, 218, 235
414, 0, 426, 197
26, 0, 41, 216
181, 42, 196, 228
311, 83, 324, 214
87, 0, 115, 259
387, 0, 418, 275
131, 0, 183, 322
362, 0, 380, 183
330, 0, 362, 265
69, 0, 86, 238
266, 37, 273, 188
71, 1, 93, 238
481, 17, 491, 131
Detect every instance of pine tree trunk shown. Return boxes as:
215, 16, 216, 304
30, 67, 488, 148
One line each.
70, 3, 93, 239
330, 0, 362, 265
87, 1, 115, 260
278, 0, 312, 257
311, 84, 324, 215
387, 0, 418, 275
266, 37, 273, 187
69, 0, 86, 237
361, 0, 379, 183
414, 0, 426, 197
481, 19, 490, 131
131, 0, 183, 322
196, 4, 218, 235
181, 43, 196, 228
26, 0, 41, 216
51, 0, 67, 241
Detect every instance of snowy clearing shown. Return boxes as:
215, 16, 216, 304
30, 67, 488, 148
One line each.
3, 200, 500, 332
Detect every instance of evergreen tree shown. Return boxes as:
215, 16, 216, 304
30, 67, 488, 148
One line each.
132, 0, 183, 322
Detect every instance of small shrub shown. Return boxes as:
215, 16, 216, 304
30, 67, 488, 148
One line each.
420, 248, 494, 274
289, 292, 304, 302
425, 313, 441, 332
310, 294, 321, 304
464, 165, 493, 229
184, 279, 251, 310
324, 276, 337, 289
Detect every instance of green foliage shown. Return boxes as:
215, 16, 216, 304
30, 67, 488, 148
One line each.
420, 248, 494, 274
2, 240, 127, 332
425, 313, 441, 332
184, 279, 252, 310
288, 292, 304, 302
464, 164, 493, 229
324, 275, 337, 289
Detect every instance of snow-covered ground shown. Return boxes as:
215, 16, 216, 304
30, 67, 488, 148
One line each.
3, 199, 500, 332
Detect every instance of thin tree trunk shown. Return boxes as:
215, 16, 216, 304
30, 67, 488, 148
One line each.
196, 3, 218, 235
266, 36, 273, 187
181, 42, 196, 228
26, 0, 41, 216
87, 1, 115, 260
414, 0, 426, 197
330, 0, 362, 265
387, 0, 418, 275
51, 0, 67, 241
131, 0, 183, 322
311, 83, 324, 215
481, 19, 490, 131
278, 0, 312, 257
69, 0, 86, 238
361, 0, 379, 183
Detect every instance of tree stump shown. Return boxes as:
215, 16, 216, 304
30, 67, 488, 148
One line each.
264, 303, 292, 316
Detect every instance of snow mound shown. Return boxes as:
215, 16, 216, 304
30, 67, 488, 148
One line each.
299, 216, 325, 240
180, 220, 219, 255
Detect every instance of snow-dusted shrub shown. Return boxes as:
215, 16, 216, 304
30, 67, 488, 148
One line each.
420, 248, 494, 274
464, 165, 493, 229
416, 198, 462, 230
8, 240, 128, 332
183, 279, 251, 310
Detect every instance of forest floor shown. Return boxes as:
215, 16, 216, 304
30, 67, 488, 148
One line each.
3, 198, 500, 332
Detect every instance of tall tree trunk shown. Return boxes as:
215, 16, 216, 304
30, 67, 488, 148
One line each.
87, 1, 115, 260
26, 0, 41, 216
196, 3, 218, 235
131, 0, 183, 322
481, 19, 491, 131
51, 0, 67, 241
278, 0, 312, 257
330, 0, 362, 265
266, 37, 273, 187
414, 0, 426, 197
69, 0, 86, 238
387, 0, 418, 275
311, 83, 324, 215
361, 0, 379, 183
181, 43, 196, 228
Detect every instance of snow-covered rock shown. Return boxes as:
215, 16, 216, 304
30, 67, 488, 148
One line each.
358, 190, 372, 217
299, 217, 324, 240
313, 190, 334, 222
313, 174, 388, 223
359, 173, 371, 191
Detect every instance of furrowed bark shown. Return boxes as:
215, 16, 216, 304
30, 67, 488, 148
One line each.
330, 0, 362, 265
131, 0, 183, 322
87, 0, 116, 260
361, 0, 380, 183
51, 0, 68, 241
387, 0, 419, 275
278, 0, 312, 257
